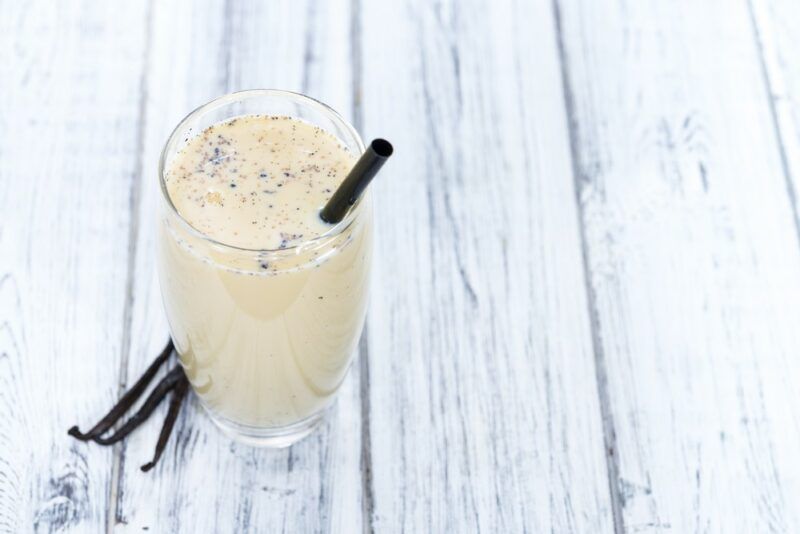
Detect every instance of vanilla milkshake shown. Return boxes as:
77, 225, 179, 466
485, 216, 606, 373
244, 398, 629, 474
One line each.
156, 92, 371, 445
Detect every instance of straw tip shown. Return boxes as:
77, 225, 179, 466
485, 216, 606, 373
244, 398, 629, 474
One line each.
371, 139, 393, 158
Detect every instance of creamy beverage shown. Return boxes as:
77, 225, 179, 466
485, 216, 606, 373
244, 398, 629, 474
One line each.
157, 104, 371, 445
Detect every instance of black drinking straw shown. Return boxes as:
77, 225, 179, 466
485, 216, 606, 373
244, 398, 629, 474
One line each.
320, 138, 393, 224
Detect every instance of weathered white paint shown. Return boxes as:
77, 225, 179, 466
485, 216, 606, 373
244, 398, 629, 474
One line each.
113, 0, 364, 532
749, 0, 800, 242
0, 1, 148, 532
4, 0, 800, 532
360, 0, 614, 531
556, 0, 800, 531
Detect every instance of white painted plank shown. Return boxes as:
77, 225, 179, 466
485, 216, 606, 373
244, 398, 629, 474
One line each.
114, 0, 363, 532
0, 1, 148, 532
360, 0, 614, 531
750, 0, 800, 248
556, 0, 800, 531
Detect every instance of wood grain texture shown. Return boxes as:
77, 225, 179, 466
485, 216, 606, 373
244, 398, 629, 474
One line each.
113, 0, 364, 532
4, 0, 800, 532
0, 1, 148, 532
360, 0, 615, 531
555, 0, 800, 531
749, 0, 800, 242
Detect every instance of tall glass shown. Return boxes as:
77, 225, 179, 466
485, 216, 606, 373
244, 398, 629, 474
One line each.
156, 90, 372, 447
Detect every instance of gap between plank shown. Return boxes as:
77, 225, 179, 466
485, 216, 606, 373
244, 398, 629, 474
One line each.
221, 0, 235, 92
745, 0, 800, 249
550, 1, 625, 532
350, 0, 375, 531
358, 336, 374, 534
107, 0, 155, 531
301, 0, 317, 95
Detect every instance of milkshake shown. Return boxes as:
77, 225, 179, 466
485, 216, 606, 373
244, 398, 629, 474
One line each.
156, 91, 371, 446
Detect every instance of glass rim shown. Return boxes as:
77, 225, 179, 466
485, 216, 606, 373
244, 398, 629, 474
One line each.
158, 89, 367, 255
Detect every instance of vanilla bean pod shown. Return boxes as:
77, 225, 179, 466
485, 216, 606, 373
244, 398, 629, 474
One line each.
68, 339, 192, 472
91, 366, 185, 446
141, 372, 190, 472
68, 340, 174, 441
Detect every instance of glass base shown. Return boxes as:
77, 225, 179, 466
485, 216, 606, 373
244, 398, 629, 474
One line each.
204, 406, 326, 448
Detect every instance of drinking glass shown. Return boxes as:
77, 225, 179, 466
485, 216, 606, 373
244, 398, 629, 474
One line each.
156, 90, 371, 447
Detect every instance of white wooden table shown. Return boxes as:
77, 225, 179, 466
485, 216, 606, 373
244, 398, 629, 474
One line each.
2, 0, 800, 532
